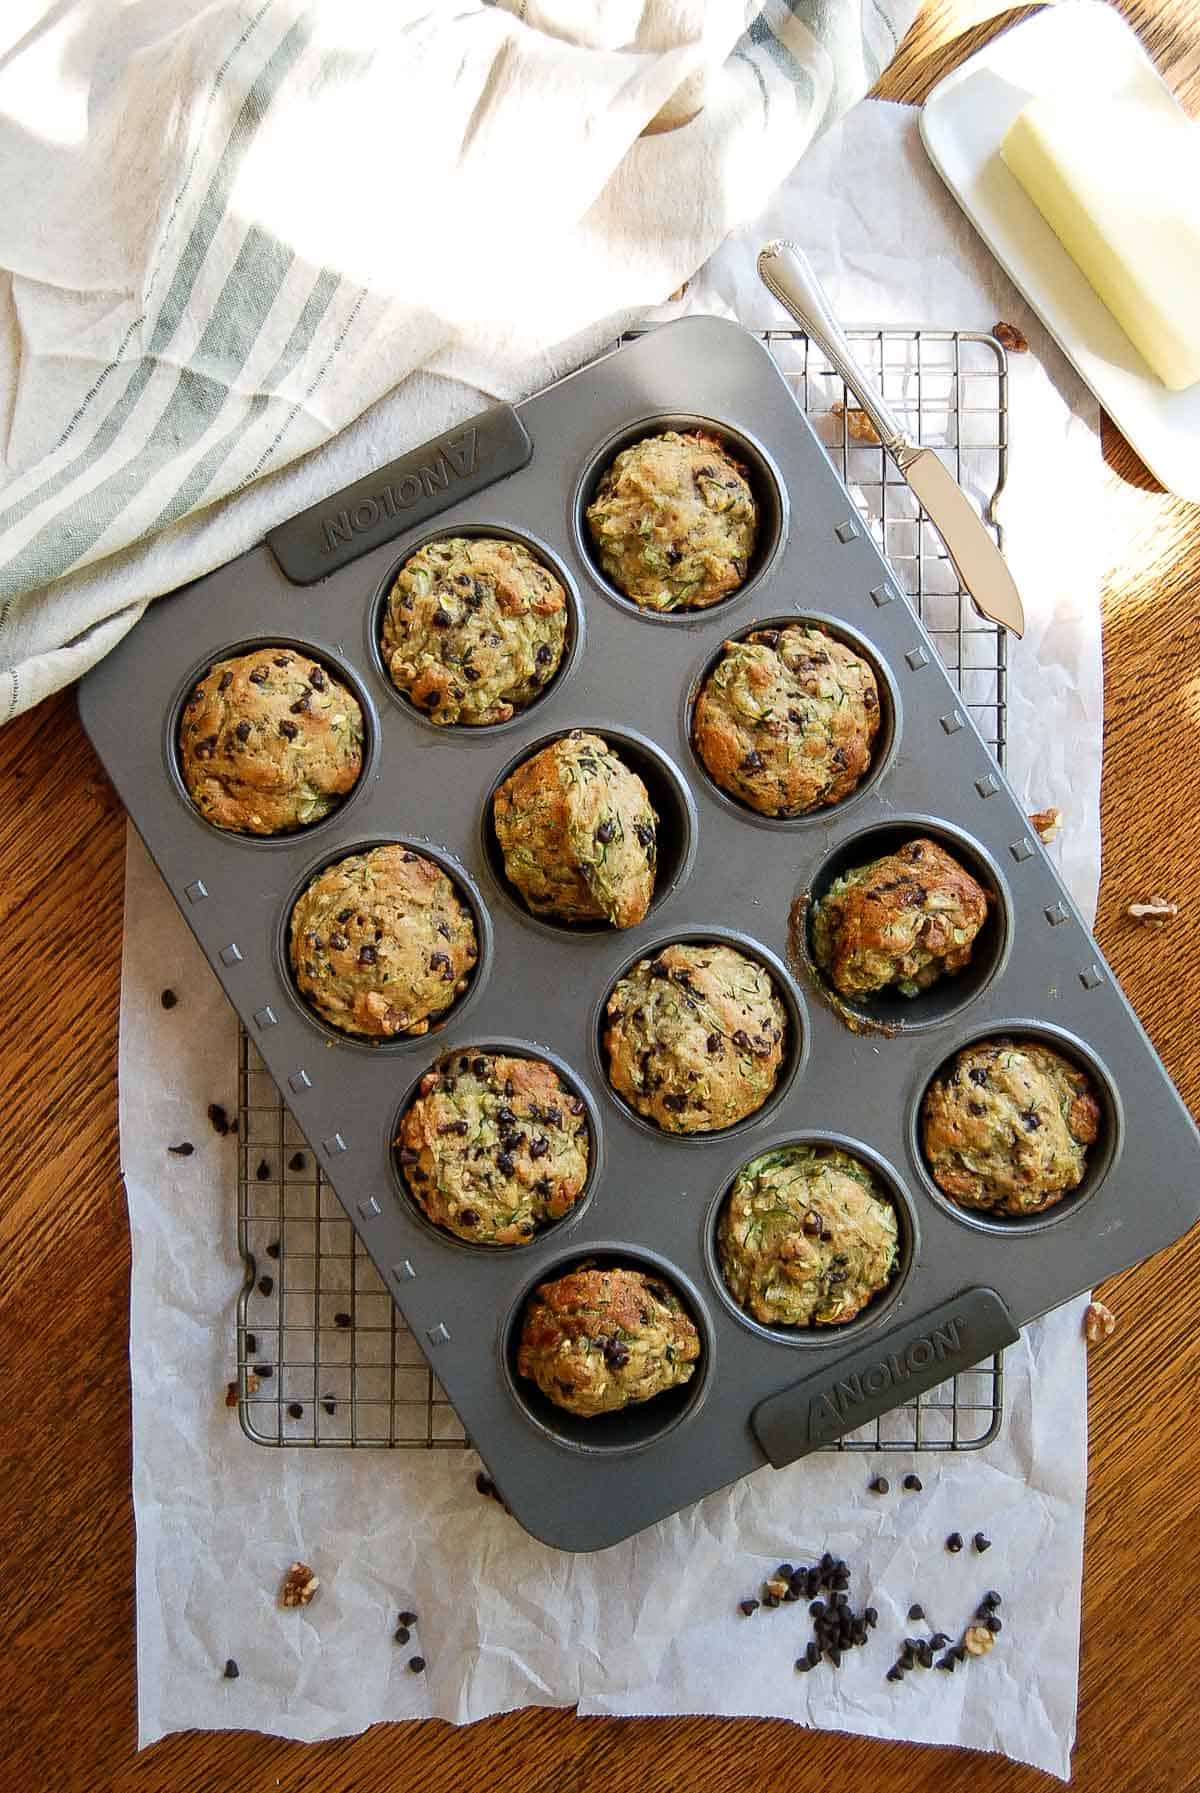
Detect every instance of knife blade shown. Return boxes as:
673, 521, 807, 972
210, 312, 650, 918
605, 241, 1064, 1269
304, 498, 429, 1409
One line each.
757, 239, 1025, 638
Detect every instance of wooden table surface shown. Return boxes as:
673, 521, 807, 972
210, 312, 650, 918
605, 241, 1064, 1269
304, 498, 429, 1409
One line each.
3, 4, 1198, 1788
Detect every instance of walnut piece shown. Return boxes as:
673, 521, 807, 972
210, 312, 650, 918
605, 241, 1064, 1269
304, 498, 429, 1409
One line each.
225, 1373, 259, 1407
964, 1624, 996, 1656
764, 1576, 790, 1600
993, 321, 1029, 354
280, 1561, 320, 1608
666, 280, 690, 303
1084, 1299, 1117, 1343
831, 400, 882, 445
1028, 806, 1062, 844
1126, 895, 1178, 929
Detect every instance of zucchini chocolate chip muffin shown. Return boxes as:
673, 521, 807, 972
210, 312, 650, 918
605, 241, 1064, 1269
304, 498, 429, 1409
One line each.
718, 1145, 899, 1328
380, 536, 568, 725
396, 1051, 590, 1245
178, 649, 363, 834
604, 942, 787, 1133
516, 1264, 701, 1417
811, 837, 991, 1000
492, 731, 658, 928
922, 1038, 1102, 1216
585, 429, 758, 613
693, 624, 880, 817
288, 844, 477, 1039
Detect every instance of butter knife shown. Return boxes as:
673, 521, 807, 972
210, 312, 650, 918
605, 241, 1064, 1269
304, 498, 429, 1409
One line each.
757, 240, 1025, 637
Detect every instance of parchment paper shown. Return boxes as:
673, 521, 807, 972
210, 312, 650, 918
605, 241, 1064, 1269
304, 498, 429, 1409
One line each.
121, 102, 1103, 1778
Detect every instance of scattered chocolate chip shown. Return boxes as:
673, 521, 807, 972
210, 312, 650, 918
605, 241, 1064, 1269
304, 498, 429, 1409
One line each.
496, 1151, 515, 1176
257, 1276, 273, 1297
168, 1141, 194, 1156
886, 1665, 904, 1682
947, 1532, 964, 1553
930, 1632, 950, 1649
936, 1655, 955, 1672
256, 1159, 270, 1181
431, 608, 452, 628
917, 1642, 934, 1669
459, 1210, 480, 1228
983, 1591, 1002, 1608
869, 1475, 889, 1494
265, 1240, 280, 1259
740, 750, 764, 773
394, 1625, 411, 1645
287, 1403, 303, 1419
278, 719, 299, 740
208, 1103, 230, 1136
986, 1615, 1002, 1634
739, 1598, 760, 1616
908, 1603, 924, 1622
322, 1398, 336, 1415
161, 989, 178, 1009
289, 1152, 306, 1172
248, 665, 269, 685
408, 1656, 426, 1674
334, 1312, 352, 1328
359, 944, 377, 966
397, 1610, 418, 1626
235, 719, 252, 742
223, 1658, 239, 1679
245, 1333, 257, 1353
255, 1364, 273, 1378
864, 1608, 878, 1628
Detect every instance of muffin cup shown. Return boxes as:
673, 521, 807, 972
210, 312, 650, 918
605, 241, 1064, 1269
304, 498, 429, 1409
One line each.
276, 836, 492, 1051
703, 1132, 917, 1349
573, 413, 788, 623
389, 1038, 602, 1251
594, 927, 806, 1142
166, 636, 378, 844
684, 612, 901, 829
501, 1244, 713, 1453
797, 818, 1012, 1033
910, 1022, 1123, 1235
482, 724, 698, 936
368, 523, 584, 736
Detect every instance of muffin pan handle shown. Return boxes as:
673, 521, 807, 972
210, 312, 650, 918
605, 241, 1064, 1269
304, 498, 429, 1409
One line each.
267, 403, 533, 584
749, 1288, 1019, 1466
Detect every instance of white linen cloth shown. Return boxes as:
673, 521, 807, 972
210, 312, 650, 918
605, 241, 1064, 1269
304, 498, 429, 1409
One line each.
0, 0, 913, 718
120, 100, 1103, 1779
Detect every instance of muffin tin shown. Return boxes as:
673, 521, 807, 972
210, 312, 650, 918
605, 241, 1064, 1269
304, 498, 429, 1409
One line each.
79, 317, 1200, 1550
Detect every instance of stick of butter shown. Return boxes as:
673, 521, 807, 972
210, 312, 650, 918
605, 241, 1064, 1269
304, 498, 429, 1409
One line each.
1000, 83, 1200, 391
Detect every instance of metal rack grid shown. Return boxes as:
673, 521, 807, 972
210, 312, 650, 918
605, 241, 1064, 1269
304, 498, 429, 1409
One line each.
235, 325, 1010, 1457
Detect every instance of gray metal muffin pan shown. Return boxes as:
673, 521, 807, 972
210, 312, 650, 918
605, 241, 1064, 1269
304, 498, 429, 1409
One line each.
79, 318, 1200, 1551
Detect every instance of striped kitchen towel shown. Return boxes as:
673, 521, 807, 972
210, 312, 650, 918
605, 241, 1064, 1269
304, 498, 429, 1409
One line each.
0, 0, 915, 720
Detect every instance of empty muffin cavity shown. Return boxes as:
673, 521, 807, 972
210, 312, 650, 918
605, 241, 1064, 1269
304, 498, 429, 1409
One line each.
800, 822, 1009, 1031
575, 415, 786, 619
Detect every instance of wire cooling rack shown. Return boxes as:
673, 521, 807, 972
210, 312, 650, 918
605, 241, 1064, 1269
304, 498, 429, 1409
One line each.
235, 326, 1009, 1456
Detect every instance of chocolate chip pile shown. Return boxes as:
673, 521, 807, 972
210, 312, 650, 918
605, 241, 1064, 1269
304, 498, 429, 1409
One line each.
888, 1591, 1002, 1680
738, 1554, 879, 1672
